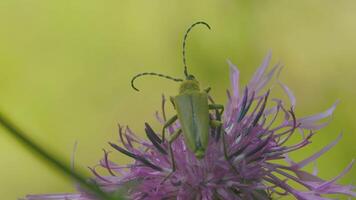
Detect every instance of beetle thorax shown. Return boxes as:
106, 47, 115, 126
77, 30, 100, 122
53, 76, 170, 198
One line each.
179, 80, 200, 94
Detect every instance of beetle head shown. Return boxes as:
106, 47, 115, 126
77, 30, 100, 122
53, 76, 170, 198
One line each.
186, 74, 196, 80
179, 78, 200, 94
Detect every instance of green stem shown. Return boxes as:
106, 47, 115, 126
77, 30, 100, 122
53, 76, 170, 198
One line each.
0, 111, 122, 200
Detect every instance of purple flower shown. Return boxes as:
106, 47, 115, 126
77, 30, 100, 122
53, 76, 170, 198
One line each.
24, 53, 355, 200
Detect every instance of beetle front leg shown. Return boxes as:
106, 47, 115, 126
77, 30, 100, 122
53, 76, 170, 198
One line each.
162, 115, 178, 142
169, 96, 176, 109
204, 87, 211, 93
162, 128, 182, 183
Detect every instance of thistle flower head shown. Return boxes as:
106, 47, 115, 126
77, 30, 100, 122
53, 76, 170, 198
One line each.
25, 53, 355, 200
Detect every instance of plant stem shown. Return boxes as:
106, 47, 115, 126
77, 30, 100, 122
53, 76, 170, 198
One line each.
0, 111, 122, 200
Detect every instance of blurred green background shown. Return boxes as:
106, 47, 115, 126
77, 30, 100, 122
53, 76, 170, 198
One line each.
0, 0, 355, 199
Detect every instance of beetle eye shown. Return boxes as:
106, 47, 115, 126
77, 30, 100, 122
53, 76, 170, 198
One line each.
187, 75, 196, 80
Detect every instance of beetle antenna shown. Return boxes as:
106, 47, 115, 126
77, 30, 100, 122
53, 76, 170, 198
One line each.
182, 21, 211, 78
131, 72, 183, 91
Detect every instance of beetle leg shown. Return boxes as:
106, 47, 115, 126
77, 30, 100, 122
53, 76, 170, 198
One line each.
210, 119, 223, 141
210, 110, 239, 175
219, 127, 229, 159
210, 120, 228, 155
221, 129, 240, 176
169, 96, 176, 109
215, 126, 241, 176
204, 87, 211, 93
210, 120, 222, 128
168, 129, 182, 171
162, 129, 182, 183
162, 115, 178, 142
161, 94, 167, 121
209, 104, 224, 140
208, 104, 224, 117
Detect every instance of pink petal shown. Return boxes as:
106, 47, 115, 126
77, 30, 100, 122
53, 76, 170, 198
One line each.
24, 193, 85, 200
248, 51, 271, 90
293, 191, 334, 200
294, 134, 342, 169
318, 159, 355, 191
255, 63, 280, 93
295, 101, 339, 130
279, 81, 296, 108
227, 59, 240, 103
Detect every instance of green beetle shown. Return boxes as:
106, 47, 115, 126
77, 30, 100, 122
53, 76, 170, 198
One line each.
131, 22, 224, 162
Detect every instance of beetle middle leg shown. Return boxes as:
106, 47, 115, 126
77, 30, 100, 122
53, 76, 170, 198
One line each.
161, 129, 182, 183
209, 104, 224, 140
162, 114, 178, 142
209, 104, 224, 117
210, 119, 223, 128
210, 120, 228, 157
211, 120, 239, 175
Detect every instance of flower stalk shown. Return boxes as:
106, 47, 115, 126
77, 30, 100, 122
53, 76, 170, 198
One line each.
0, 112, 122, 200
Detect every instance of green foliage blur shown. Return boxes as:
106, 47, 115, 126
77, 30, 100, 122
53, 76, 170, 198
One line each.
0, 1, 355, 199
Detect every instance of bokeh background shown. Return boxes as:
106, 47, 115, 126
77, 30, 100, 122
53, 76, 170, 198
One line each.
0, 0, 355, 199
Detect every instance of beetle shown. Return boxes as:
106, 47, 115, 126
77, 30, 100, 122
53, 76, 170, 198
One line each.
130, 22, 225, 168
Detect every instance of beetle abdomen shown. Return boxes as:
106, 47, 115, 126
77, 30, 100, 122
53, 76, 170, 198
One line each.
174, 92, 209, 158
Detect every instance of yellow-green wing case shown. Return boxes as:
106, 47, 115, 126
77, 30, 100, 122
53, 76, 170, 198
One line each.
174, 92, 209, 155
